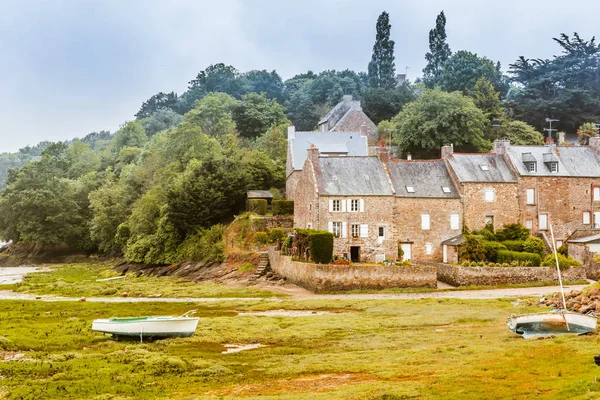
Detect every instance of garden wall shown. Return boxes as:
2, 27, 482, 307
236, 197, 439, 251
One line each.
250, 216, 293, 231
435, 263, 586, 287
268, 246, 436, 292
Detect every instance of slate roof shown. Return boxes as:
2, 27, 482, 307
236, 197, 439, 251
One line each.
567, 234, 600, 244
247, 190, 273, 199
442, 234, 465, 246
446, 153, 518, 183
505, 145, 600, 177
387, 160, 460, 198
315, 157, 394, 196
289, 131, 368, 171
318, 97, 360, 126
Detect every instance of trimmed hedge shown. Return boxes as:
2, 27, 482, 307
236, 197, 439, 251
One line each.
501, 240, 525, 252
483, 241, 507, 262
541, 253, 581, 270
495, 224, 529, 241
248, 199, 267, 215
496, 250, 541, 266
272, 200, 294, 215
255, 232, 269, 245
269, 228, 285, 243
523, 236, 546, 256
308, 231, 334, 264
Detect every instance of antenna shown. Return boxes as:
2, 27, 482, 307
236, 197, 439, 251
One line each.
544, 118, 560, 141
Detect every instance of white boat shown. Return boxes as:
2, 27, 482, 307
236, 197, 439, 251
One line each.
92, 310, 199, 342
508, 222, 597, 338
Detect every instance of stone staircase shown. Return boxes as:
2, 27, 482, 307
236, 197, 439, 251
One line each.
254, 253, 270, 278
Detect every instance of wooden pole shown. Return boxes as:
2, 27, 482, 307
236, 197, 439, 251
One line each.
550, 222, 570, 331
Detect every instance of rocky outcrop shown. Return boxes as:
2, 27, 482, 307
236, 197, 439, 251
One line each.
542, 288, 600, 314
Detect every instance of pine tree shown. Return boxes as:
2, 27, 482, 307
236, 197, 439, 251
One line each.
367, 12, 396, 89
423, 11, 452, 88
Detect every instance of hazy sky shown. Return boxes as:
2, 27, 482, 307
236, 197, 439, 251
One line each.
1, 0, 599, 152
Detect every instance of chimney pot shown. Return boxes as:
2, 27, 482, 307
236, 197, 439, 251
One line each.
376, 147, 389, 163
307, 146, 319, 164
589, 137, 600, 155
441, 144, 454, 159
494, 139, 511, 156
558, 131, 565, 145
407, 153, 412, 161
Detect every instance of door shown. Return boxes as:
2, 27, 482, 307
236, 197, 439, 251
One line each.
401, 243, 412, 261
443, 245, 448, 264
595, 212, 600, 229
350, 246, 360, 263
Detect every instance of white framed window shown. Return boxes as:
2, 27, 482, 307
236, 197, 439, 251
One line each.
480, 165, 489, 171
351, 223, 360, 238
425, 242, 432, 255
360, 224, 368, 238
350, 199, 359, 212
421, 214, 430, 230
332, 199, 340, 212
485, 215, 494, 227
556, 240, 563, 248
332, 221, 342, 238
550, 163, 558, 173
526, 188, 535, 205
406, 186, 415, 193
307, 222, 312, 229
442, 186, 451, 194
594, 187, 600, 201
527, 162, 537, 172
484, 188, 495, 202
450, 214, 460, 230
525, 219, 533, 230
378, 226, 385, 238
584, 211, 591, 225
539, 214, 548, 230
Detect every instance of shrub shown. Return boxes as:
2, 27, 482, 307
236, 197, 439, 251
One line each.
495, 224, 529, 241
308, 230, 334, 264
397, 243, 404, 259
458, 235, 487, 262
248, 199, 267, 215
269, 228, 285, 243
255, 232, 269, 245
501, 240, 525, 252
496, 250, 541, 266
541, 253, 581, 270
272, 200, 294, 215
238, 263, 255, 273
269, 188, 283, 200
281, 236, 292, 254
557, 244, 568, 256
472, 227, 496, 241
523, 237, 546, 256
177, 224, 226, 262
483, 241, 507, 262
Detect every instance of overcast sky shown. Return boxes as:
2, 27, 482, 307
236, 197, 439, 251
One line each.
1, 0, 599, 152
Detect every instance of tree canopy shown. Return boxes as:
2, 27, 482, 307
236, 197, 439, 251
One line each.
423, 11, 452, 88
368, 11, 396, 88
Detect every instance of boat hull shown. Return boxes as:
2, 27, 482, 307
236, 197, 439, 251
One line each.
92, 317, 199, 339
508, 311, 597, 339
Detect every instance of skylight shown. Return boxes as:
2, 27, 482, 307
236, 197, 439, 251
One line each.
442, 186, 451, 193
480, 165, 489, 171
406, 186, 415, 193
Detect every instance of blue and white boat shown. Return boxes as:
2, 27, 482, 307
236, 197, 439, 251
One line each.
92, 310, 198, 341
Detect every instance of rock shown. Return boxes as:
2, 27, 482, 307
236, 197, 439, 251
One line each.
79, 297, 86, 302
573, 303, 582, 312
580, 305, 593, 314
581, 296, 591, 305
589, 288, 600, 297
121, 292, 128, 297
149, 294, 162, 298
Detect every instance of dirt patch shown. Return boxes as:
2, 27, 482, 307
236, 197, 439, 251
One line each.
0, 266, 50, 284
221, 343, 263, 354
238, 310, 332, 317
0, 352, 33, 362
207, 373, 376, 397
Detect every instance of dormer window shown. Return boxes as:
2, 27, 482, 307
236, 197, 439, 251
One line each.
406, 186, 415, 193
480, 165, 489, 171
442, 186, 451, 193
526, 162, 537, 172
549, 162, 558, 173
522, 152, 537, 172
543, 153, 558, 173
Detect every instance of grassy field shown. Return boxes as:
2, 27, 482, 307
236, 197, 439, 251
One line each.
1, 296, 600, 399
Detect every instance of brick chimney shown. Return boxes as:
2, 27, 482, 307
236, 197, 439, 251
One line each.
558, 131, 565, 146
590, 137, 600, 155
376, 147, 389, 163
441, 144, 453, 159
307, 144, 319, 164
494, 139, 511, 156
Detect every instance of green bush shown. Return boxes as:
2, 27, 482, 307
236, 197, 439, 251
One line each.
308, 230, 334, 264
269, 228, 285, 243
255, 232, 269, 245
281, 236, 292, 254
495, 224, 529, 241
397, 243, 404, 259
177, 224, 226, 263
248, 199, 267, 215
459, 235, 487, 262
238, 263, 255, 273
523, 237, 546, 256
541, 253, 581, 270
272, 200, 294, 215
483, 241, 507, 262
501, 240, 525, 252
557, 244, 568, 256
472, 227, 496, 241
496, 250, 541, 266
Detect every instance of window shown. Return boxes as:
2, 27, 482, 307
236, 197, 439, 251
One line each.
450, 214, 460, 230
525, 219, 533, 230
360, 224, 368, 238
406, 186, 415, 193
378, 226, 385, 238
425, 242, 432, 255
421, 214, 430, 230
350, 199, 359, 212
550, 163, 558, 173
594, 187, 600, 201
584, 212, 591, 225
539, 214, 548, 230
307, 223, 312, 229
332, 222, 342, 238
351, 224, 360, 238
526, 188, 535, 205
484, 188, 495, 202
442, 186, 451, 193
527, 162, 537, 172
485, 215, 494, 227
556, 240, 563, 248
480, 165, 489, 171
332, 200, 340, 212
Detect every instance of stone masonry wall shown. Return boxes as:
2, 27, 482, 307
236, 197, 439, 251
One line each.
285, 171, 299, 201
293, 160, 320, 230
332, 109, 378, 144
462, 182, 520, 232
268, 246, 437, 292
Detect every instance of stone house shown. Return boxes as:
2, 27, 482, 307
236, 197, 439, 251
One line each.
443, 145, 520, 232
317, 95, 378, 143
285, 126, 367, 200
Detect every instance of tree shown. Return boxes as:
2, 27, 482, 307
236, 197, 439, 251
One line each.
112, 121, 147, 153
361, 86, 415, 125
577, 122, 599, 145
393, 90, 489, 158
178, 64, 244, 112
135, 92, 180, 119
367, 11, 396, 88
232, 93, 288, 139
440, 51, 506, 95
423, 11, 452, 88
183, 92, 238, 138
240, 70, 284, 101
141, 109, 183, 136
284, 82, 320, 131
502, 121, 545, 145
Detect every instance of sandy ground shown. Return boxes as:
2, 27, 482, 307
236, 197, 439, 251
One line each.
0, 266, 49, 285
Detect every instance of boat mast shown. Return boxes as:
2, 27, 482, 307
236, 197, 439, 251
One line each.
549, 222, 570, 331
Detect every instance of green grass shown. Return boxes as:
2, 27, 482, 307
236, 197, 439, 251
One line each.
9, 262, 278, 299
1, 298, 600, 399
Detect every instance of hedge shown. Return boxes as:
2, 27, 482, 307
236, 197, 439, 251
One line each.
272, 200, 294, 215
496, 250, 541, 266
501, 240, 525, 252
483, 241, 507, 262
523, 236, 546, 256
308, 231, 334, 264
248, 199, 267, 215
458, 235, 487, 262
541, 253, 581, 270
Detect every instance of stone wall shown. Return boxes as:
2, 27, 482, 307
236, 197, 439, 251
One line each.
461, 182, 520, 232
436, 263, 586, 286
250, 216, 294, 231
268, 246, 437, 292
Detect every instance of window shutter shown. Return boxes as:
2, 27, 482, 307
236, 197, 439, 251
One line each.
584, 212, 591, 224
347, 199, 352, 212
342, 221, 347, 238
359, 199, 365, 212
595, 187, 600, 201
450, 214, 459, 230
328, 221, 333, 233
421, 214, 430, 230
329, 199, 333, 212
341, 199, 346, 212
360, 224, 368, 238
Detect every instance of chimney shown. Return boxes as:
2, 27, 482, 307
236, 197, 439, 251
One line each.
558, 131, 565, 146
441, 144, 454, 159
407, 153, 412, 161
494, 139, 511, 156
376, 147, 389, 163
307, 144, 319, 164
288, 125, 295, 138
590, 137, 600, 155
